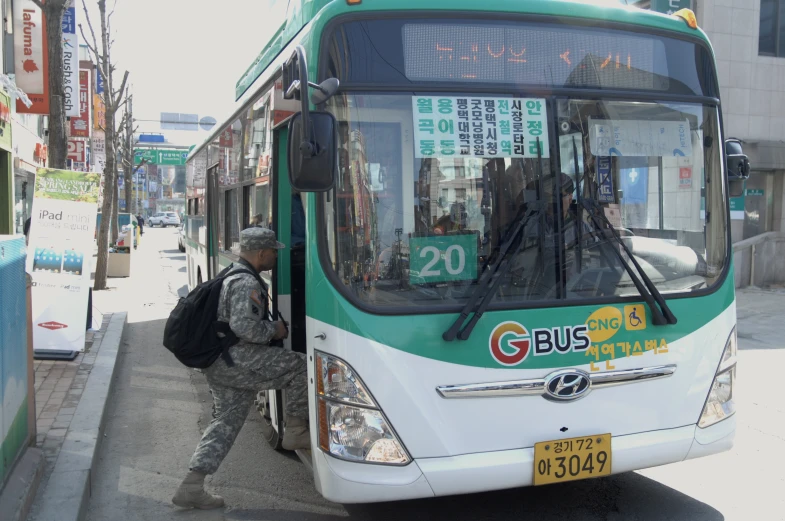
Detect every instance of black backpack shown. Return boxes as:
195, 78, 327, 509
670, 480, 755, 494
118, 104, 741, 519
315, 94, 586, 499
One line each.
163, 263, 271, 369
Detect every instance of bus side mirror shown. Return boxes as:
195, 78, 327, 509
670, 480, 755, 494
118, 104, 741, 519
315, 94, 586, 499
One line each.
287, 111, 337, 192
282, 45, 339, 192
725, 138, 750, 197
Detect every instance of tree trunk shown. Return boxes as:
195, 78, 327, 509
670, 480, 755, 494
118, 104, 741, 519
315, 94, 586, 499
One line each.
110, 166, 119, 244
94, 159, 113, 290
93, 0, 117, 290
124, 162, 132, 217
43, 1, 68, 169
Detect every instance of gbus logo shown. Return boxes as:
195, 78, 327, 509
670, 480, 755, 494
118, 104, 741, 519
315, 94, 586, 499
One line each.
489, 322, 531, 366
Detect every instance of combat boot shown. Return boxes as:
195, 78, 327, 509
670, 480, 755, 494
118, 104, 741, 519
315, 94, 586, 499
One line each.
282, 415, 311, 450
172, 470, 225, 509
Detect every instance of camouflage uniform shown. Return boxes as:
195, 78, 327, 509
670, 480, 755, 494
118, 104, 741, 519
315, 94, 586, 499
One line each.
188, 228, 308, 476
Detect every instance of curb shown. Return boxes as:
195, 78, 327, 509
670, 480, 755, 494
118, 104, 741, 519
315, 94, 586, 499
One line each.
32, 312, 127, 521
0, 448, 45, 521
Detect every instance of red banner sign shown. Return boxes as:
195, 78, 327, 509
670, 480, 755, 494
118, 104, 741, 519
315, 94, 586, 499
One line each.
67, 139, 85, 162
34, 143, 48, 164
13, 0, 50, 114
69, 70, 90, 137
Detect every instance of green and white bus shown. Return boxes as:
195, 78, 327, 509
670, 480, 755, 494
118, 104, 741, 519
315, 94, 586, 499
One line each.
184, 0, 750, 503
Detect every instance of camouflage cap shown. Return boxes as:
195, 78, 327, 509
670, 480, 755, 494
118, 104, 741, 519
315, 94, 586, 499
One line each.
240, 227, 285, 252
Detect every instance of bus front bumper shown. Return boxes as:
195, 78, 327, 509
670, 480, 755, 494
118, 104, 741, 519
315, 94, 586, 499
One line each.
312, 417, 735, 504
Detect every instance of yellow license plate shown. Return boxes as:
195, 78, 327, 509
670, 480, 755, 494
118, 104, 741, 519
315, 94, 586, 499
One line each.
533, 434, 612, 486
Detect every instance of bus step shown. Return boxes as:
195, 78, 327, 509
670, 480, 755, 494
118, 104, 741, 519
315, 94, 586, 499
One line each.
295, 449, 313, 473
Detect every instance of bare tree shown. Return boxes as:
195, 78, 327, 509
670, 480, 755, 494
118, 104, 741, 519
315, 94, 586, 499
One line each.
31, 0, 69, 169
80, 0, 128, 290
116, 107, 133, 215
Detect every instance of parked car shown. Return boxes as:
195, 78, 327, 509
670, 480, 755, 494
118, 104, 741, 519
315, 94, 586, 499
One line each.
149, 212, 181, 227
178, 223, 185, 252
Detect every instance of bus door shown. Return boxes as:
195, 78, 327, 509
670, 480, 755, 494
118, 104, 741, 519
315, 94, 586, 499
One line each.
273, 125, 307, 355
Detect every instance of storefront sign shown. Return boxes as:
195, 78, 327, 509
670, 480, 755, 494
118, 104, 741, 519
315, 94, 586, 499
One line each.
66, 139, 85, 162
13, 0, 49, 114
28, 168, 101, 354
0, 98, 12, 124
95, 68, 104, 94
69, 70, 90, 137
93, 94, 105, 129
93, 130, 106, 173
0, 95, 12, 149
62, 5, 79, 117
219, 128, 233, 148
34, 143, 48, 164
412, 96, 550, 158
679, 167, 692, 189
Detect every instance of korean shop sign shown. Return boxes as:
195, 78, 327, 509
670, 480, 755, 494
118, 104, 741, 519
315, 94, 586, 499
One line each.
69, 70, 90, 137
411, 97, 550, 159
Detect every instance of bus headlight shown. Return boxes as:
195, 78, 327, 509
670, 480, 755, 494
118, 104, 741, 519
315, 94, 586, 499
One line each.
315, 352, 410, 465
698, 327, 737, 428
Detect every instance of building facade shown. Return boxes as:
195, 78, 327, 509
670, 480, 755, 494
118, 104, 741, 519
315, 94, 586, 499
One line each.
692, 0, 785, 242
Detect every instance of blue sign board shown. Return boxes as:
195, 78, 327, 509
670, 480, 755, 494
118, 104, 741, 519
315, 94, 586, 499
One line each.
96, 69, 105, 94
62, 7, 75, 33
138, 134, 165, 143
597, 156, 614, 203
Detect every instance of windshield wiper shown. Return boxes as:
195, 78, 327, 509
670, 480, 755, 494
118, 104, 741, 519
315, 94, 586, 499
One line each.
443, 139, 545, 342
571, 140, 677, 326
443, 207, 537, 341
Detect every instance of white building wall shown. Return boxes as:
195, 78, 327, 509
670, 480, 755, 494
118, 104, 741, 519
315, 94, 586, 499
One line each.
698, 0, 785, 141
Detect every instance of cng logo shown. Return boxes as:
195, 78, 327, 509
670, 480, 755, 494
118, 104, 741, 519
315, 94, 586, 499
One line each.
489, 322, 531, 366
586, 307, 623, 343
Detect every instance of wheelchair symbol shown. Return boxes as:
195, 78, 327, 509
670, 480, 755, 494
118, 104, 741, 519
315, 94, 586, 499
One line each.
628, 309, 642, 327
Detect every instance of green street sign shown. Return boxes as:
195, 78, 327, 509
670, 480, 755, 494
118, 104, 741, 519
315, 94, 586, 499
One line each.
134, 149, 156, 163
134, 148, 188, 166
729, 197, 744, 211
651, 0, 691, 14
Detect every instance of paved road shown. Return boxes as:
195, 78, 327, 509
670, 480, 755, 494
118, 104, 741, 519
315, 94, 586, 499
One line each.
86, 228, 785, 521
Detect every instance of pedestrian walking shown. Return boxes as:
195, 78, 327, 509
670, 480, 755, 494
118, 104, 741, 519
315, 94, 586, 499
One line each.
136, 214, 145, 235
172, 227, 310, 510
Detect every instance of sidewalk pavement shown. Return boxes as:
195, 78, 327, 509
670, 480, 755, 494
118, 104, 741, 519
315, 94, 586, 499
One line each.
26, 231, 169, 521
26, 311, 127, 521
33, 314, 112, 471
20, 247, 132, 521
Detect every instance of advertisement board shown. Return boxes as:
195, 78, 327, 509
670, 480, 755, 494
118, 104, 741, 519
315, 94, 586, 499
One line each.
27, 168, 101, 355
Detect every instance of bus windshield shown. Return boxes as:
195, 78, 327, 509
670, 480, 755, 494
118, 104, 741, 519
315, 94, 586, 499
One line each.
323, 93, 727, 309
321, 18, 727, 310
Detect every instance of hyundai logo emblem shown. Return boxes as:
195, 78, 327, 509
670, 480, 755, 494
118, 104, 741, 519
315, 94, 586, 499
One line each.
544, 370, 592, 402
